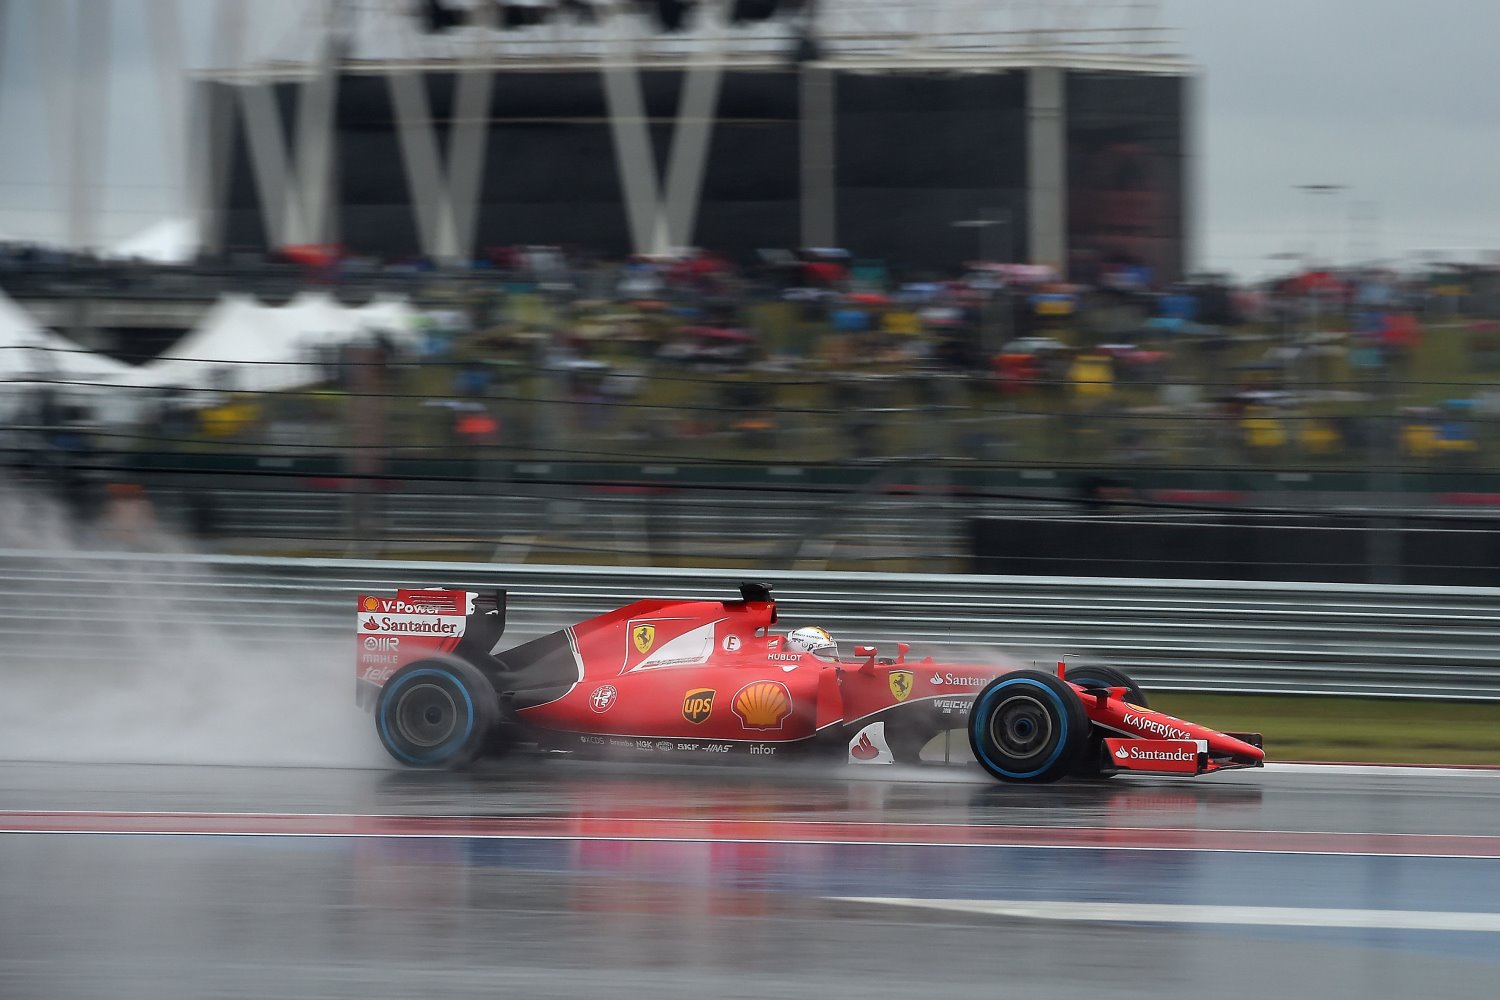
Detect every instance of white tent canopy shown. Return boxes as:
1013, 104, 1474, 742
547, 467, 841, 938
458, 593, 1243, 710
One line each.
0, 290, 132, 382
0, 289, 424, 426
130, 291, 422, 393
0, 289, 138, 424
106, 217, 199, 265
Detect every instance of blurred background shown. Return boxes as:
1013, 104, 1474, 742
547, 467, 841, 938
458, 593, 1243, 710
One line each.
1, 0, 1498, 583
7, 9, 1500, 998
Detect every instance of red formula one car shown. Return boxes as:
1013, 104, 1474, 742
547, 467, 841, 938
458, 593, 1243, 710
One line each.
355, 582, 1264, 782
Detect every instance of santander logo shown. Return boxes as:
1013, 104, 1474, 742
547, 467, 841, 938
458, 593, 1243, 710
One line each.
851, 733, 880, 761
1115, 746, 1130, 759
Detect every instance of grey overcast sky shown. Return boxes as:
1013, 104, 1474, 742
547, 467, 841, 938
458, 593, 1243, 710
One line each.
0, 0, 1497, 278
1165, 0, 1500, 276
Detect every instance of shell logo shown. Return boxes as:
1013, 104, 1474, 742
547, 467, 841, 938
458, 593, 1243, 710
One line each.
732, 680, 792, 731
362, 597, 379, 611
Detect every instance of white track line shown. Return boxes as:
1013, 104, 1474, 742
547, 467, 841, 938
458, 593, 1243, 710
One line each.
834, 898, 1500, 932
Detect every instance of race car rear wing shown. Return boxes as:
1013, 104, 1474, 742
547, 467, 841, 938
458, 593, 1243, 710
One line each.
453, 588, 506, 657
469, 588, 506, 631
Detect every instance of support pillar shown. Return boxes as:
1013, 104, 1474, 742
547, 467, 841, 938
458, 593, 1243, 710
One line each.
239, 0, 340, 250
600, 6, 726, 256
388, 58, 494, 265
1180, 72, 1198, 278
798, 64, 835, 250
1026, 65, 1067, 273
196, 0, 246, 256
60, 3, 111, 252
293, 1, 341, 248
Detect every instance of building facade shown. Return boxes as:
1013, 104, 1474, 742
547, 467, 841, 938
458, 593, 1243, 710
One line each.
198, 16, 1190, 278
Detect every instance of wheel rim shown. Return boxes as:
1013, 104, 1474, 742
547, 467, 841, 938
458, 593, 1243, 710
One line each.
987, 693, 1054, 761
393, 682, 459, 749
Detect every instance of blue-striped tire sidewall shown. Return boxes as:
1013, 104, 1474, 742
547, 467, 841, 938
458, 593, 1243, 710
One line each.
377, 667, 477, 767
969, 675, 1070, 780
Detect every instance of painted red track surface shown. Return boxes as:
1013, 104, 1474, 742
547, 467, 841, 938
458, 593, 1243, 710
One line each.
5, 810, 1500, 857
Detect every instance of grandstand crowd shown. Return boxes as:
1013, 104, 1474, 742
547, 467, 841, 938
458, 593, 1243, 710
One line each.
4, 240, 1500, 473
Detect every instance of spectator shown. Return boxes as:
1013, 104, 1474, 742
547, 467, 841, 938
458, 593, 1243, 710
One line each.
97, 482, 159, 550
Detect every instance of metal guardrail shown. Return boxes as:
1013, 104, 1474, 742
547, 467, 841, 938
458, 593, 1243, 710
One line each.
143, 484, 969, 566
3, 550, 1498, 700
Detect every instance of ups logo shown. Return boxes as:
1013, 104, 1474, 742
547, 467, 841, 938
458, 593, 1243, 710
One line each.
682, 688, 715, 725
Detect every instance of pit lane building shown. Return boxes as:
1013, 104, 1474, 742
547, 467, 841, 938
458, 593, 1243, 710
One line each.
195, 1, 1193, 278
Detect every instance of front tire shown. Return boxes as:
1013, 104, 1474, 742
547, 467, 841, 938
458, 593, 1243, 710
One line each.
376, 659, 497, 769
1065, 663, 1147, 779
1064, 664, 1148, 708
968, 670, 1087, 783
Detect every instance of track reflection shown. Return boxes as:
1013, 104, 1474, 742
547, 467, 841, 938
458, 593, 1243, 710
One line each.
2, 761, 1500, 1000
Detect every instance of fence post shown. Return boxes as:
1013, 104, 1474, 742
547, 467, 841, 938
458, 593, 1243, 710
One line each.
347, 343, 386, 558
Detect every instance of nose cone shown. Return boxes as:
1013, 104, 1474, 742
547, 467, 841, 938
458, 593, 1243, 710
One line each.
1213, 732, 1265, 764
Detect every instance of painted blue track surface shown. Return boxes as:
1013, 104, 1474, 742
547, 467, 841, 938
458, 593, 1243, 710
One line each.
454, 837, 1500, 915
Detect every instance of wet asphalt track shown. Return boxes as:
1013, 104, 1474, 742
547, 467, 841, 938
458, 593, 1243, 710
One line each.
3, 758, 1500, 1000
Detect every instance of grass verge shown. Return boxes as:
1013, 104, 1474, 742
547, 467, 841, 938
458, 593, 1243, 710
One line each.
1152, 693, 1500, 766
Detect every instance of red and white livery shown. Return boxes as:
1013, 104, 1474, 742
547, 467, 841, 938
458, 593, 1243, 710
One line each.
355, 582, 1265, 781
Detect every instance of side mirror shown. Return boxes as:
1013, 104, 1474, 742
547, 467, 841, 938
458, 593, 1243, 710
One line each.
896, 642, 910, 663
853, 644, 877, 658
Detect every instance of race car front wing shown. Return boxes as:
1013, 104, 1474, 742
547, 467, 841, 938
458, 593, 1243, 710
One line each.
1104, 734, 1265, 776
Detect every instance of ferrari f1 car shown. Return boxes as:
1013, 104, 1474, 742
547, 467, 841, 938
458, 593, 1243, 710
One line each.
355, 582, 1264, 782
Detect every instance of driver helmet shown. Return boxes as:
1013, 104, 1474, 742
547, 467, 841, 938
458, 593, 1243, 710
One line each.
786, 625, 839, 661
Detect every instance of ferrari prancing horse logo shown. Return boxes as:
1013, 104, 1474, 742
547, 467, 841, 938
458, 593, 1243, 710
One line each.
633, 624, 656, 656
888, 669, 914, 702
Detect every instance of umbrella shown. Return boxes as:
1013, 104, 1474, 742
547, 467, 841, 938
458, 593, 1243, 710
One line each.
279, 244, 343, 268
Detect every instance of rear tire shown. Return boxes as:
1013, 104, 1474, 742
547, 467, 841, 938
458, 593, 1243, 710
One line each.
376, 659, 497, 769
968, 670, 1087, 783
1064, 664, 1147, 779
